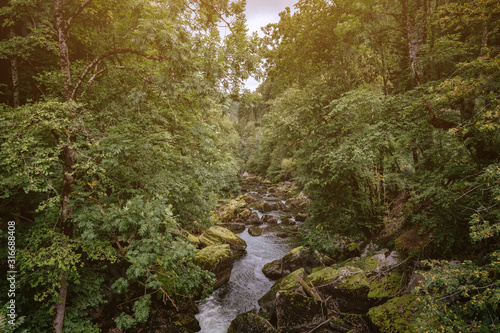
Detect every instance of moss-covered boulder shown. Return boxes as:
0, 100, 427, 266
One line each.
275, 291, 327, 333
195, 244, 234, 289
368, 294, 420, 332
305, 251, 404, 314
245, 212, 263, 225
258, 268, 306, 320
249, 226, 264, 236
327, 313, 373, 333
227, 309, 277, 333
211, 198, 247, 223
199, 226, 247, 253
262, 246, 327, 280
181, 230, 201, 248
218, 222, 246, 234
133, 299, 200, 333
262, 215, 278, 224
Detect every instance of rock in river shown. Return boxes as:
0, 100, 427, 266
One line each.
227, 309, 277, 333
196, 244, 235, 289
199, 226, 247, 253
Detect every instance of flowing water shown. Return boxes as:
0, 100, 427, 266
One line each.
195, 185, 298, 332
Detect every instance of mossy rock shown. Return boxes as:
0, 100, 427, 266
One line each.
367, 294, 420, 333
306, 264, 402, 314
306, 266, 341, 286
249, 226, 264, 236
181, 230, 201, 248
258, 268, 306, 318
239, 208, 251, 217
195, 244, 234, 289
326, 313, 373, 333
227, 309, 277, 333
196, 244, 232, 269
262, 215, 278, 224
368, 271, 403, 299
275, 291, 327, 333
211, 198, 247, 223
199, 226, 247, 252
218, 222, 246, 234
263, 246, 326, 280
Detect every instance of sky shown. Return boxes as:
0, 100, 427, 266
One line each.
243, 0, 298, 90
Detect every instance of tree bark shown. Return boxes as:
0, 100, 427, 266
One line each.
55, 0, 72, 101
53, 0, 75, 331
479, 17, 489, 57
400, 0, 421, 85
9, 19, 19, 107
52, 272, 69, 333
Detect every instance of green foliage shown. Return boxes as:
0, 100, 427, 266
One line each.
115, 295, 151, 330
415, 253, 500, 332
0, 0, 256, 330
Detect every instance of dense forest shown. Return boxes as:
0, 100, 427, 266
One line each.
0, 0, 499, 332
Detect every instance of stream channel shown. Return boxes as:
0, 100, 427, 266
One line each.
195, 180, 300, 332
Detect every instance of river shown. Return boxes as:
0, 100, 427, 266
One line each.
195, 183, 298, 332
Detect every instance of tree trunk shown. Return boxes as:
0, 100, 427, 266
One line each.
55, 0, 72, 101
400, 0, 421, 85
53, 272, 69, 333
479, 18, 489, 57
9, 19, 19, 107
53, 0, 75, 331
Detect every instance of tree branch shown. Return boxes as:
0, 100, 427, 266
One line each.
71, 48, 169, 100
67, 0, 93, 29
197, 0, 232, 28
424, 100, 457, 129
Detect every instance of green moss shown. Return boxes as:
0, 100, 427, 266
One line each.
289, 246, 304, 255
187, 233, 200, 247
195, 244, 232, 269
338, 272, 369, 289
347, 242, 359, 252
306, 267, 340, 286
259, 268, 305, 307
199, 226, 247, 251
368, 272, 403, 299
280, 290, 317, 307
311, 266, 326, 274
278, 268, 305, 290
367, 294, 419, 333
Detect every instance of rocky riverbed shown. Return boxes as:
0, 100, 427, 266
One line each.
182, 176, 421, 333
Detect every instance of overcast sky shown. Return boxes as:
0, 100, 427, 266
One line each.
243, 0, 298, 90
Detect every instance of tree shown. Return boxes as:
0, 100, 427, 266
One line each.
1, 0, 256, 331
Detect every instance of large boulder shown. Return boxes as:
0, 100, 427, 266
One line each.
195, 244, 234, 289
211, 198, 246, 223
262, 215, 278, 224
249, 226, 264, 236
275, 291, 327, 333
245, 212, 263, 225
254, 202, 273, 213
262, 246, 327, 280
367, 294, 420, 332
199, 226, 247, 253
218, 222, 246, 234
227, 309, 277, 333
306, 250, 403, 314
258, 268, 306, 321
133, 299, 200, 333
